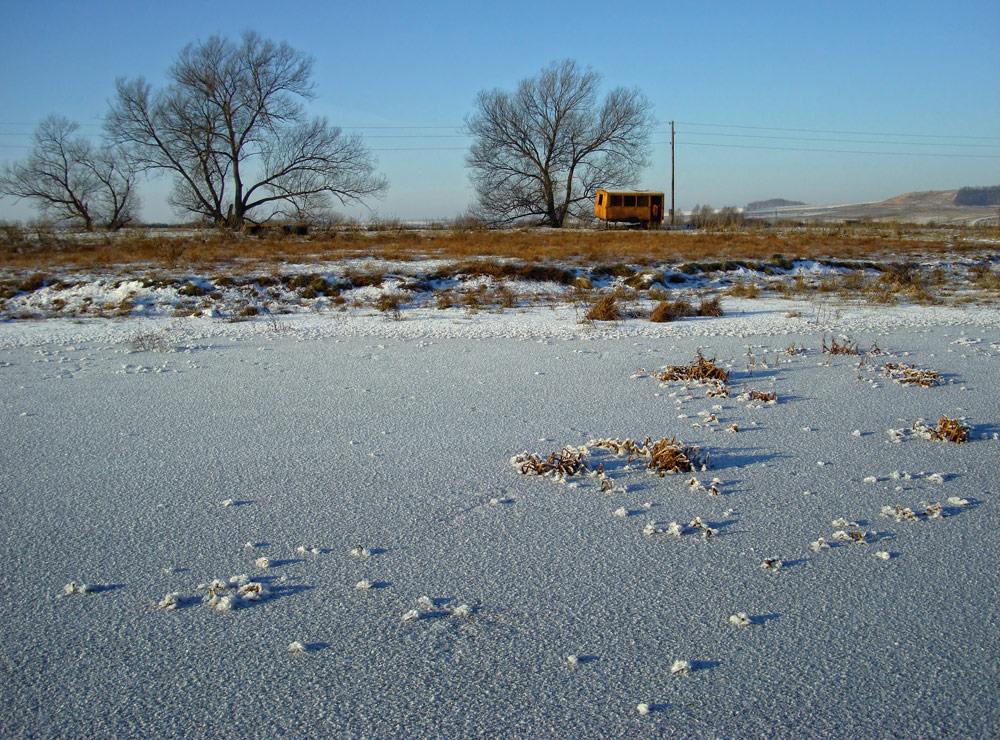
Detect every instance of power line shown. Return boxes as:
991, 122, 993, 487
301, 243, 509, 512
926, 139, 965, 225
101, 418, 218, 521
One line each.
665, 140, 1000, 159
669, 120, 1000, 142
675, 130, 1000, 149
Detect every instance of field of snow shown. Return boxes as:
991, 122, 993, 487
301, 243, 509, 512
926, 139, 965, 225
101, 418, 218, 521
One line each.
2, 292, 999, 739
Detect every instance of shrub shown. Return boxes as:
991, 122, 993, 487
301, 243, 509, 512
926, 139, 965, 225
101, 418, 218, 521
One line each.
585, 293, 619, 321
697, 296, 724, 317
650, 298, 692, 323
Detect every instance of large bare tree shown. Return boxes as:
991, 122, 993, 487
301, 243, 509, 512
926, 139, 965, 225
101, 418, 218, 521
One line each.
0, 114, 139, 230
105, 31, 387, 229
466, 60, 654, 227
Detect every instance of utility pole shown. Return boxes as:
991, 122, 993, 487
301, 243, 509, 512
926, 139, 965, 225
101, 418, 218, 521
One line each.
670, 120, 675, 226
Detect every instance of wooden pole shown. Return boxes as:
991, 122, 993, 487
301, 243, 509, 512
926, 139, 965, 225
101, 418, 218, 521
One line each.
670, 120, 675, 226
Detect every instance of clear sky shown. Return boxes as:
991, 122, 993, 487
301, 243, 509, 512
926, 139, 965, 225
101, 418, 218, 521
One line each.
1, 0, 998, 224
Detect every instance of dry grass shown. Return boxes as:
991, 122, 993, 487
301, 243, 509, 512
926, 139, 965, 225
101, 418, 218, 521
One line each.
883, 362, 941, 387
822, 335, 860, 355
651, 350, 730, 397
593, 436, 707, 475
913, 416, 970, 443
649, 298, 691, 323
513, 447, 589, 476
585, 293, 620, 321
3, 222, 996, 274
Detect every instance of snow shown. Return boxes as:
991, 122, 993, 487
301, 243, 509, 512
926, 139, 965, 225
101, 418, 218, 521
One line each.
2, 284, 1000, 739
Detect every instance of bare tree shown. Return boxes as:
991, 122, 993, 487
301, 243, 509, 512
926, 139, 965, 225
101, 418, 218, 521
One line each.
465, 60, 654, 227
105, 31, 387, 229
0, 115, 139, 230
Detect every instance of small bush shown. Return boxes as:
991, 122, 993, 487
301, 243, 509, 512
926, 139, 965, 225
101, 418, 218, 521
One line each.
375, 293, 402, 320
697, 296, 724, 317
586, 294, 619, 321
650, 299, 692, 323
728, 280, 759, 298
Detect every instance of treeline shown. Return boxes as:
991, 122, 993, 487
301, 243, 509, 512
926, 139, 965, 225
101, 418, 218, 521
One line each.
954, 186, 1000, 206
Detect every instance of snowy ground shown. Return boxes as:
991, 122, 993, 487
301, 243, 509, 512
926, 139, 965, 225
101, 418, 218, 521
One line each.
2, 291, 999, 739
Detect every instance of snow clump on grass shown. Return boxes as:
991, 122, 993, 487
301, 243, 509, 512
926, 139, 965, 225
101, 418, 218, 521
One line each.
158, 592, 184, 610
237, 582, 269, 601
810, 538, 830, 553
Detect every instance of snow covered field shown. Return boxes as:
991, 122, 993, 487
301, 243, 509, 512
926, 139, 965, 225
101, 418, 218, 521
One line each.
2, 293, 999, 739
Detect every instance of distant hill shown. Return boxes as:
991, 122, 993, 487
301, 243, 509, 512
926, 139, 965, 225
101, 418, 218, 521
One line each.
746, 198, 806, 212
741, 189, 997, 225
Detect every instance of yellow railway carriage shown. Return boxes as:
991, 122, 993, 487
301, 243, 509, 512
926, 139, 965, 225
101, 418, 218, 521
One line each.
595, 190, 665, 227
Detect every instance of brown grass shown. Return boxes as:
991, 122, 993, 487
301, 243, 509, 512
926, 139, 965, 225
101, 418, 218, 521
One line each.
513, 447, 589, 476
883, 362, 941, 387
823, 335, 860, 355
593, 436, 707, 475
585, 293, 619, 321
912, 416, 970, 443
3, 222, 996, 274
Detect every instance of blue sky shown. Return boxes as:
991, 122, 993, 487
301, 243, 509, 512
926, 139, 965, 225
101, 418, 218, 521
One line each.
1, 0, 998, 223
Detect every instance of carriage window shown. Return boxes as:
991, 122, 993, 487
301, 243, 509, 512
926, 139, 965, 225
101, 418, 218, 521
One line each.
637, 195, 649, 207
624, 195, 636, 207
598, 193, 605, 205
610, 195, 623, 207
